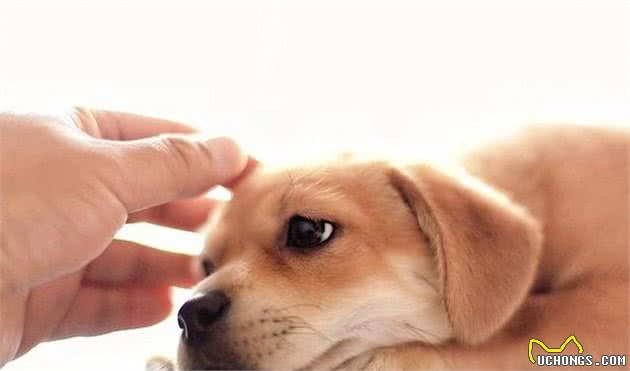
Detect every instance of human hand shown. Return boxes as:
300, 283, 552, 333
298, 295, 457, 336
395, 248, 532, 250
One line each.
0, 108, 250, 366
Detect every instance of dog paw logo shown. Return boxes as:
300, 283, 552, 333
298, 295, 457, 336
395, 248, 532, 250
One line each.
528, 335, 584, 364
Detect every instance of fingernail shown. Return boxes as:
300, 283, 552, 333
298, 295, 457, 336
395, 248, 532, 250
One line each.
205, 137, 248, 183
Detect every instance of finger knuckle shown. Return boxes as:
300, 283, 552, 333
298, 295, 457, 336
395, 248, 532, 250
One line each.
157, 136, 202, 177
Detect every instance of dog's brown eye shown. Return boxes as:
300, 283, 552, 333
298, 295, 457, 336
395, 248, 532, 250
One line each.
286, 215, 335, 249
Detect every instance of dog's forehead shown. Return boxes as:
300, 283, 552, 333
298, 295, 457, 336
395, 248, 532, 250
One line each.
227, 161, 389, 211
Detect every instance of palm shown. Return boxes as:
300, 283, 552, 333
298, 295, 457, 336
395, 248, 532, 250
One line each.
19, 271, 85, 356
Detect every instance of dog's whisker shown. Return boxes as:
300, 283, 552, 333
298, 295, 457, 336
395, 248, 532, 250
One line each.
284, 331, 319, 338
282, 330, 334, 343
280, 319, 312, 328
413, 272, 440, 294
400, 321, 442, 342
274, 303, 323, 312
285, 323, 333, 343
280, 315, 311, 322
287, 325, 315, 330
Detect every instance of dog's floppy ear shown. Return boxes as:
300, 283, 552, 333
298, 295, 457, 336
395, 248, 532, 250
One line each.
388, 164, 542, 344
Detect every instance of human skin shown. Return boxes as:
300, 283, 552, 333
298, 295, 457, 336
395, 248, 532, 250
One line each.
0, 108, 250, 367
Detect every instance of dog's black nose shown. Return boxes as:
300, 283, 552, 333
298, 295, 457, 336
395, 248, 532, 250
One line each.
177, 290, 230, 345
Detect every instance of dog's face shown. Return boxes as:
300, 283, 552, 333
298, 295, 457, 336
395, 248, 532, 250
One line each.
176, 160, 542, 370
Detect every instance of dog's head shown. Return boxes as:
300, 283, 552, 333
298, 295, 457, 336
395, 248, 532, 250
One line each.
176, 160, 541, 370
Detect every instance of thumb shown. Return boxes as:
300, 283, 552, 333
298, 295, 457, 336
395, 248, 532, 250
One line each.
109, 135, 248, 212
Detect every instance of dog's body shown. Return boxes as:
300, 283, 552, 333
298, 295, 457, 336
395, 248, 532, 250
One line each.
168, 125, 628, 370
350, 125, 629, 369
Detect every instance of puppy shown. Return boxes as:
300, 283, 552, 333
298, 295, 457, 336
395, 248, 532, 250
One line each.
165, 125, 628, 370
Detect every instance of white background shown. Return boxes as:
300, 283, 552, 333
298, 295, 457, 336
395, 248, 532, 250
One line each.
1, 1, 628, 370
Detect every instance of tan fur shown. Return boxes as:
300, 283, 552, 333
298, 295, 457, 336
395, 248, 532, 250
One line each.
173, 125, 628, 370
388, 164, 542, 344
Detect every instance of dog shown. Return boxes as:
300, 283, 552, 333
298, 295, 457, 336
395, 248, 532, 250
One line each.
150, 125, 628, 370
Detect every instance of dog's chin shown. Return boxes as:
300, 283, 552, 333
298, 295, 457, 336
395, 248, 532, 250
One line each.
176, 340, 358, 371
177, 359, 239, 371
177, 338, 249, 371
176, 337, 371, 371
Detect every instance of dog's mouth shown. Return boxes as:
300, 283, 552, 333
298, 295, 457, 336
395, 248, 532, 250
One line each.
175, 299, 345, 370
177, 334, 378, 371
177, 334, 248, 371
175, 320, 319, 370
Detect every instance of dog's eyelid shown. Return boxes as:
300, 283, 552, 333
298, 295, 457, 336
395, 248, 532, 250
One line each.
288, 209, 337, 224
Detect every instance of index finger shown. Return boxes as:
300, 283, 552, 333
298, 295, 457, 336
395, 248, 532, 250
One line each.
127, 197, 223, 231
76, 107, 198, 140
